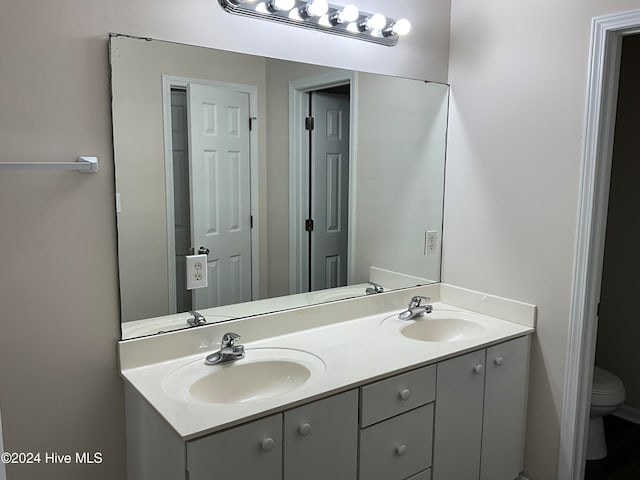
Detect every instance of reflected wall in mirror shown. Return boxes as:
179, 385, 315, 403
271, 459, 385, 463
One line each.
110, 35, 449, 339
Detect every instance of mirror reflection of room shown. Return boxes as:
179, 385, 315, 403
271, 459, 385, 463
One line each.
111, 35, 449, 338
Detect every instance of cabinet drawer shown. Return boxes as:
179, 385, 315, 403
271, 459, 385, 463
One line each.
359, 404, 434, 480
407, 468, 431, 480
187, 414, 282, 480
360, 365, 435, 427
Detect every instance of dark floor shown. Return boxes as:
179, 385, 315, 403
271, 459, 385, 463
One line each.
585, 415, 640, 480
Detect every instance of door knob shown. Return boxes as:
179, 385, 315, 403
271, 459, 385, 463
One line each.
198, 246, 210, 255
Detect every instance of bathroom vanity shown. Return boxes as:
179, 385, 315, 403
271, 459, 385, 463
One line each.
120, 284, 534, 480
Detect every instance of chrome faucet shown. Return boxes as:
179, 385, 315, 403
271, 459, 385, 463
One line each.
188, 310, 206, 327
205, 332, 245, 365
365, 282, 384, 295
398, 296, 433, 320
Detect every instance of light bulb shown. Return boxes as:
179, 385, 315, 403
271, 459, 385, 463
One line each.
268, 0, 295, 11
383, 18, 412, 37
392, 18, 411, 36
364, 13, 386, 31
305, 0, 329, 17
336, 4, 359, 23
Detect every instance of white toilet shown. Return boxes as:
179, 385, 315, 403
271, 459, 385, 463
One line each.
587, 366, 626, 460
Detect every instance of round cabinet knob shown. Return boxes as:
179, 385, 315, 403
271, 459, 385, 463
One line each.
399, 388, 411, 401
473, 363, 484, 374
494, 356, 504, 366
396, 444, 408, 456
261, 437, 275, 452
298, 423, 312, 436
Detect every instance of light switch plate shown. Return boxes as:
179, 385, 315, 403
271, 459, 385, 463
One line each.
186, 254, 208, 290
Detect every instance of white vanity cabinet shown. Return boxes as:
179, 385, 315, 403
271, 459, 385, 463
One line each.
187, 413, 283, 480
359, 365, 435, 480
124, 334, 531, 480
283, 390, 358, 479
188, 390, 358, 480
432, 336, 530, 480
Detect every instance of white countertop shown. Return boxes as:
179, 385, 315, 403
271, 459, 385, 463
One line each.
121, 283, 380, 339
121, 296, 534, 441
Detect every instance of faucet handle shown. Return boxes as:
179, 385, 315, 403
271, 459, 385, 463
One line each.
221, 332, 241, 348
366, 282, 384, 294
408, 296, 431, 308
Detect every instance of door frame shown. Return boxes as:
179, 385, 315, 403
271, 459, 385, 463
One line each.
288, 71, 357, 294
559, 9, 640, 480
162, 75, 260, 312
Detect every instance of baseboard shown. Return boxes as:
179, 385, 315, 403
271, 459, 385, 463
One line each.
613, 404, 640, 425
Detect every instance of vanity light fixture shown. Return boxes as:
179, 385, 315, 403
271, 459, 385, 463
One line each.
218, 0, 411, 46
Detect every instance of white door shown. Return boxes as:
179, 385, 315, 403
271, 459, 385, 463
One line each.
188, 83, 252, 308
310, 92, 350, 291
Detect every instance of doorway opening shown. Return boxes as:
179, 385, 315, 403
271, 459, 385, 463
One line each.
288, 72, 356, 294
583, 32, 640, 479
560, 9, 640, 480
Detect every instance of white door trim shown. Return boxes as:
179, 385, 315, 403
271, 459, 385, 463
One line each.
162, 75, 260, 309
288, 71, 357, 294
559, 9, 640, 480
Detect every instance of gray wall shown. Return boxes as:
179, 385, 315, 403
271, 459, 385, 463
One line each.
444, 1, 640, 479
595, 34, 640, 411
0, 1, 450, 479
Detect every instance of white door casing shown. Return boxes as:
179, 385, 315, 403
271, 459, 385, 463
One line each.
188, 82, 253, 308
310, 91, 350, 291
560, 9, 640, 480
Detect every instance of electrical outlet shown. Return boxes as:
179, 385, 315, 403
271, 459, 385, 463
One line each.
425, 231, 439, 255
186, 254, 208, 289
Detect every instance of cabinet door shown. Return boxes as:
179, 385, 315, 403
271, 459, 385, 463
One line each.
187, 414, 282, 480
481, 336, 530, 480
284, 390, 358, 480
432, 349, 486, 480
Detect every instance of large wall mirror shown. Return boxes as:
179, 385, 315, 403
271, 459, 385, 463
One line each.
110, 34, 449, 340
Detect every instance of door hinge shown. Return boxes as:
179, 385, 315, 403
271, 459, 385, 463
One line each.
305, 116, 315, 131
249, 116, 257, 131
305, 218, 314, 232
597, 302, 600, 316
250, 215, 254, 229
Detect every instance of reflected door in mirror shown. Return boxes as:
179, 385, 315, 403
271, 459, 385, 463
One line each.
310, 91, 350, 291
188, 83, 253, 308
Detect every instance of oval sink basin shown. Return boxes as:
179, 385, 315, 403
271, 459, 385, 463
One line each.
162, 348, 325, 404
382, 311, 487, 343
400, 317, 486, 342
